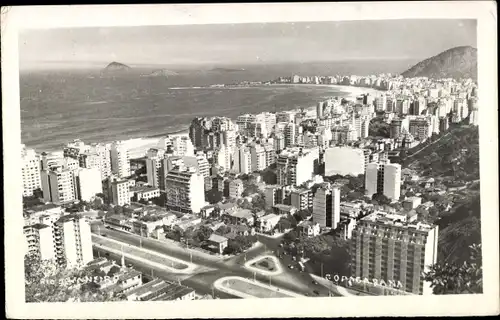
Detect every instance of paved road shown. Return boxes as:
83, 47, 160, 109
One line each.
93, 246, 237, 299
92, 225, 339, 298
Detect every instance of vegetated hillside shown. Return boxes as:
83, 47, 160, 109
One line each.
410, 125, 481, 264
437, 194, 481, 265
415, 125, 479, 182
401, 46, 477, 80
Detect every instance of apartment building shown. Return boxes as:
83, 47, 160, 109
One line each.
229, 179, 244, 199
350, 211, 439, 295
165, 165, 205, 214
25, 213, 93, 268
145, 148, 166, 188
312, 182, 341, 229
41, 166, 77, 205
110, 141, 131, 179
249, 143, 267, 172
21, 144, 41, 197
109, 178, 131, 206
75, 167, 103, 202
290, 188, 313, 211
276, 147, 318, 186
365, 163, 401, 201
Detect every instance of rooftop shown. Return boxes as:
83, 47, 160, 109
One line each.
274, 204, 296, 212
208, 233, 228, 243
227, 209, 253, 219
26, 203, 60, 213
125, 279, 165, 298
260, 213, 279, 221
57, 213, 84, 224
130, 186, 160, 193
24, 223, 50, 230
117, 270, 142, 282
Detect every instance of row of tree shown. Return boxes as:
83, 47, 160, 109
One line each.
25, 254, 125, 302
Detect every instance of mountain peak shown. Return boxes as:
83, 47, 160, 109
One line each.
102, 62, 131, 74
401, 46, 477, 80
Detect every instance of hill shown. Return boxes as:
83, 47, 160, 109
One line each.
401, 46, 477, 80
101, 62, 131, 75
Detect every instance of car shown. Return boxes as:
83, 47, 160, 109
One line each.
313, 290, 320, 295
288, 265, 294, 269
312, 280, 318, 285
102, 234, 107, 237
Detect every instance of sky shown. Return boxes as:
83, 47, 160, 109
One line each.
19, 19, 477, 70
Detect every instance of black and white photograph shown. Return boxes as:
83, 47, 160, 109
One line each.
3, 2, 498, 318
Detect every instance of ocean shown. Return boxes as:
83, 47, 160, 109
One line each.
20, 60, 417, 152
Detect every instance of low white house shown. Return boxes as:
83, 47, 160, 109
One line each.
297, 221, 320, 238
257, 213, 281, 233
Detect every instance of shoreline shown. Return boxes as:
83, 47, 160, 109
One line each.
24, 83, 381, 156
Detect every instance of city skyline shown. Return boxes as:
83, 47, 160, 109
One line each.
19, 19, 477, 70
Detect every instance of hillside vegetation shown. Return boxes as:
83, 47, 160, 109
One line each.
401, 46, 477, 80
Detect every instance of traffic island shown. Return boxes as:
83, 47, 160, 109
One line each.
213, 276, 303, 298
244, 255, 282, 276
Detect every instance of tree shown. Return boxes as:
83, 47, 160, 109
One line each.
295, 209, 311, 222
206, 189, 223, 204
24, 254, 125, 303
107, 265, 121, 277
372, 193, 391, 205
275, 217, 292, 232
284, 230, 298, 243
113, 206, 124, 216
423, 244, 482, 294
242, 183, 259, 197
197, 225, 214, 242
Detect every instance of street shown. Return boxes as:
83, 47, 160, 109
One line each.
91, 223, 341, 298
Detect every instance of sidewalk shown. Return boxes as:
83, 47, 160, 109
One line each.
93, 242, 192, 274
92, 234, 198, 273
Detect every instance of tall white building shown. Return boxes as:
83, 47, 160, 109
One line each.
24, 213, 93, 268
172, 136, 195, 157
365, 163, 380, 197
229, 179, 244, 199
324, 147, 366, 176
76, 168, 102, 202
351, 212, 439, 295
276, 147, 318, 186
24, 223, 56, 261
213, 145, 231, 172
250, 143, 267, 172
145, 148, 166, 188
41, 167, 77, 204
110, 141, 131, 179
54, 214, 93, 267
89, 143, 112, 180
284, 123, 296, 148
232, 146, 252, 174
374, 94, 387, 112
312, 183, 341, 229
383, 163, 402, 201
109, 178, 131, 206
165, 165, 205, 214
21, 145, 41, 197
365, 163, 401, 201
